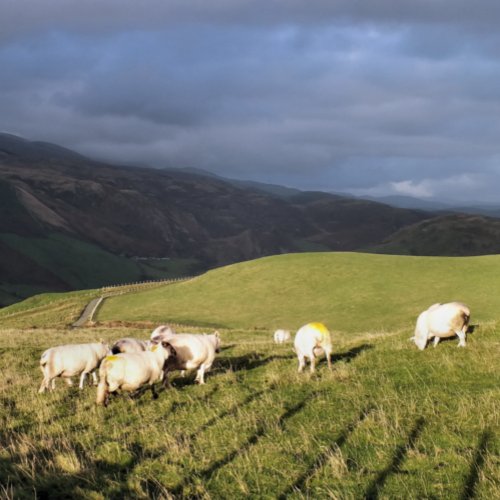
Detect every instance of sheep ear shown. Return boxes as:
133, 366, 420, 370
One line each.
214, 330, 220, 338
99, 338, 105, 344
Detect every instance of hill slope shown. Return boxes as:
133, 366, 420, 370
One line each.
0, 252, 498, 497
5, 252, 500, 331
76, 252, 500, 331
368, 214, 500, 256
0, 133, 433, 305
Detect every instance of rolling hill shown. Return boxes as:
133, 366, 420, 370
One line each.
0, 133, 433, 306
4, 251, 500, 333
368, 214, 500, 256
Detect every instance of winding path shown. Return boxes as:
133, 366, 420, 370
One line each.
71, 297, 104, 327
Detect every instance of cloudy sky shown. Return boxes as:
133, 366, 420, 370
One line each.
2, 1, 500, 202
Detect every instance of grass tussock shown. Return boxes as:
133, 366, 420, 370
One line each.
0, 322, 497, 499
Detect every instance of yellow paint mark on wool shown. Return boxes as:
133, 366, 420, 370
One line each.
309, 322, 329, 335
309, 322, 331, 344
106, 355, 120, 362
151, 345, 158, 352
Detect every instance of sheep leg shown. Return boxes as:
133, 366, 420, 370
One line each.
96, 379, 109, 406
130, 386, 147, 399
195, 365, 206, 384
162, 370, 172, 389
151, 384, 159, 400
65, 377, 73, 387
456, 329, 466, 347
433, 336, 440, 347
39, 377, 50, 393
325, 349, 332, 370
310, 355, 316, 374
91, 372, 98, 386
297, 356, 306, 373
79, 372, 87, 389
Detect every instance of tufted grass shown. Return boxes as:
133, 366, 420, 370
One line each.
0, 323, 498, 499
0, 252, 498, 498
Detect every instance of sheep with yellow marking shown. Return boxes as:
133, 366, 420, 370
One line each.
294, 322, 332, 373
96, 341, 176, 406
39, 341, 110, 393
413, 302, 471, 350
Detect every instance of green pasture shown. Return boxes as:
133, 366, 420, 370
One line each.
98, 252, 500, 333
0, 252, 498, 498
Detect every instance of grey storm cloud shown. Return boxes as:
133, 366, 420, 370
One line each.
2, 1, 500, 202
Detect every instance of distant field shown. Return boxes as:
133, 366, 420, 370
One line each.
0, 232, 203, 306
97, 252, 500, 333
0, 252, 498, 498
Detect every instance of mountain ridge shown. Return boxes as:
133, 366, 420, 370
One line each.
1, 133, 497, 306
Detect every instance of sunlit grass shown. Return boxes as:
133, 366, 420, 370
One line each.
0, 322, 497, 498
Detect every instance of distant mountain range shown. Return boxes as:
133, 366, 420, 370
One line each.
0, 133, 498, 306
349, 193, 500, 217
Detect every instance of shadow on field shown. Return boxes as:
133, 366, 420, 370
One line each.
171, 390, 320, 496
168, 383, 220, 411
212, 343, 373, 374
279, 404, 374, 498
461, 429, 492, 500
182, 383, 278, 443
219, 343, 236, 352
213, 352, 295, 373
364, 417, 425, 500
331, 344, 373, 364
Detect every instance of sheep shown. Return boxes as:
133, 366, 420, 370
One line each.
274, 329, 291, 344
413, 302, 471, 350
162, 331, 221, 386
96, 341, 176, 406
111, 337, 150, 354
150, 325, 176, 342
294, 322, 332, 373
39, 341, 110, 393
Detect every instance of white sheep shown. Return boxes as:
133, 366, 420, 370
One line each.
294, 322, 332, 373
413, 302, 471, 350
39, 341, 110, 393
273, 329, 291, 344
150, 325, 176, 342
111, 337, 150, 354
96, 341, 176, 406
162, 331, 221, 386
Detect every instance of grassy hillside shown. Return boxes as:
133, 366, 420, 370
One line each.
0, 252, 498, 498
97, 252, 500, 332
0, 324, 498, 498
368, 214, 500, 256
0, 232, 201, 307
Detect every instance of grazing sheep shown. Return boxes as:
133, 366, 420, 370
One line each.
39, 341, 110, 393
294, 322, 332, 373
96, 341, 176, 406
150, 325, 176, 342
274, 329, 291, 344
162, 331, 221, 386
413, 302, 471, 350
111, 338, 150, 354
